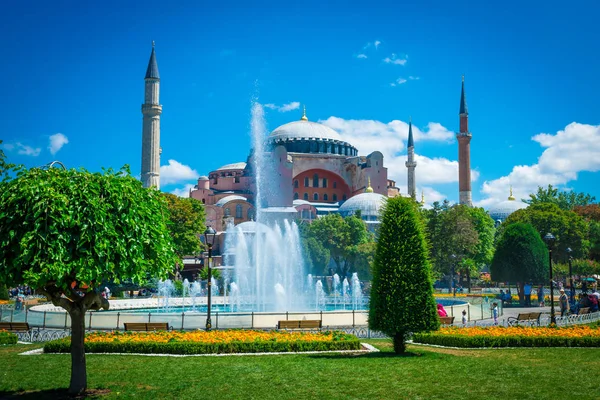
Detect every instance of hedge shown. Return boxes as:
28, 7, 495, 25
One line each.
44, 335, 362, 354
412, 333, 600, 348
0, 331, 18, 345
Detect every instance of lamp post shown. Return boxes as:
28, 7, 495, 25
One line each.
566, 247, 574, 303
203, 226, 217, 331
543, 232, 556, 324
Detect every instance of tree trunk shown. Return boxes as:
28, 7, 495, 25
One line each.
392, 332, 406, 354
69, 307, 87, 395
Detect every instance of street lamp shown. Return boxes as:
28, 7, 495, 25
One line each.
566, 247, 574, 303
203, 226, 217, 331
543, 232, 556, 324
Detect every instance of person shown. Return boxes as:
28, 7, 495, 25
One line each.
537, 285, 545, 307
492, 302, 499, 325
588, 294, 599, 312
524, 283, 532, 306
437, 303, 448, 317
559, 288, 570, 317
15, 292, 23, 311
461, 309, 467, 326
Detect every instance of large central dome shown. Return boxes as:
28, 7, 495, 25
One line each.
270, 120, 342, 141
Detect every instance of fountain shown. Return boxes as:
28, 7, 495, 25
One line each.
351, 273, 363, 310
157, 279, 175, 312
315, 280, 326, 311
333, 274, 340, 308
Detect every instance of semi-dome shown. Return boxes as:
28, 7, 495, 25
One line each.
216, 162, 247, 171
270, 120, 342, 141
338, 192, 387, 222
215, 195, 248, 207
489, 188, 528, 222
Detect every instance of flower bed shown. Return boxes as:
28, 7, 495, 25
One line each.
413, 326, 600, 348
0, 330, 18, 345
44, 330, 361, 354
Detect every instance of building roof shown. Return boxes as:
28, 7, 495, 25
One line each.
459, 75, 468, 114
338, 192, 387, 219
407, 119, 414, 148
215, 195, 248, 207
198, 175, 209, 180
488, 193, 528, 221
216, 162, 247, 171
145, 43, 160, 80
270, 120, 342, 141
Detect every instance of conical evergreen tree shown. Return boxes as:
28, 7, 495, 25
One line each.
369, 196, 439, 353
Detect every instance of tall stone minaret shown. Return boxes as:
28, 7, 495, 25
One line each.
457, 76, 472, 206
405, 117, 417, 199
141, 42, 162, 189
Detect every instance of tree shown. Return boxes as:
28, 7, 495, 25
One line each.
0, 165, 177, 394
574, 205, 600, 262
490, 223, 548, 303
524, 184, 596, 210
467, 207, 496, 267
502, 203, 589, 261
303, 237, 331, 276
369, 196, 439, 354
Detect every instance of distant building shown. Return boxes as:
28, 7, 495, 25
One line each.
488, 187, 528, 223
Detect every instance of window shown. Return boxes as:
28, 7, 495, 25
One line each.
323, 178, 328, 188
313, 174, 319, 188
333, 181, 337, 189
202, 199, 206, 204
333, 194, 337, 202
342, 194, 347, 201
323, 194, 328, 201
224, 208, 231, 217
294, 180, 299, 188
294, 192, 299, 200
313, 193, 319, 201
247, 208, 254, 220
234, 176, 240, 183
304, 177, 309, 187
236, 204, 242, 218
303, 193, 308, 200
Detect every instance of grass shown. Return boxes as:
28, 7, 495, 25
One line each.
1, 340, 599, 399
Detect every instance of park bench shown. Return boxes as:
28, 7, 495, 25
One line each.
123, 322, 170, 332
507, 312, 541, 326
0, 322, 32, 341
277, 320, 322, 330
439, 316, 455, 325
578, 307, 590, 315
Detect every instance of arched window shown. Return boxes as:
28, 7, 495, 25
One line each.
294, 180, 299, 188
247, 208, 254, 220
294, 192, 299, 200
323, 194, 328, 201
313, 193, 319, 201
333, 181, 337, 189
313, 174, 319, 188
304, 177, 309, 187
333, 194, 338, 202
323, 178, 328, 188
224, 208, 231, 217
303, 193, 308, 200
202, 199, 206, 204
235, 204, 242, 218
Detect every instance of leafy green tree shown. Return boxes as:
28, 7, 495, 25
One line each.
502, 203, 589, 261
574, 205, 600, 262
369, 196, 439, 354
491, 223, 549, 303
0, 165, 177, 395
524, 184, 596, 210
468, 207, 496, 267
162, 193, 205, 259
0, 283, 8, 300
303, 237, 331, 276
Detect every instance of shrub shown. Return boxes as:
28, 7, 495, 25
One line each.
0, 331, 18, 345
0, 283, 8, 301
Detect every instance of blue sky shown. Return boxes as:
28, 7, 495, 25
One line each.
2, 0, 599, 207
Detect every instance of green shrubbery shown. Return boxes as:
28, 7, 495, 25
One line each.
0, 331, 18, 345
0, 283, 9, 301
412, 333, 600, 348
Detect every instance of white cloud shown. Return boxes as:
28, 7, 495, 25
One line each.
356, 54, 368, 59
396, 78, 407, 85
2, 143, 14, 151
16, 143, 41, 157
171, 183, 196, 197
374, 40, 381, 49
383, 53, 407, 65
48, 133, 69, 155
408, 76, 420, 80
262, 102, 300, 112
476, 122, 600, 208
160, 159, 200, 186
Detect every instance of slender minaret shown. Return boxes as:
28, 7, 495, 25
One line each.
457, 76, 472, 206
405, 117, 417, 199
141, 41, 162, 189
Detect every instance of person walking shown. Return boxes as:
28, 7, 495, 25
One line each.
559, 288, 570, 317
537, 285, 545, 307
492, 302, 499, 325
524, 283, 532, 306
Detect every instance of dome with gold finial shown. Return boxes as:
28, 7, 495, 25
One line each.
338, 178, 386, 223
488, 186, 528, 222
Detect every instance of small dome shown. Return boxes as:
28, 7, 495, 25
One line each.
215, 195, 248, 207
489, 199, 528, 222
216, 162, 247, 171
270, 120, 342, 141
199, 175, 209, 180
338, 193, 387, 221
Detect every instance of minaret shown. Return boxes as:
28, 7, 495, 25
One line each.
457, 76, 472, 206
405, 117, 417, 199
141, 41, 162, 189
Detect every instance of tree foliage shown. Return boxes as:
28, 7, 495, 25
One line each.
574, 205, 600, 262
0, 165, 177, 394
162, 193, 206, 258
369, 196, 439, 354
491, 222, 549, 285
524, 184, 596, 210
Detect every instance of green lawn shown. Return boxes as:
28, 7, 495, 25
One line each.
1, 340, 599, 399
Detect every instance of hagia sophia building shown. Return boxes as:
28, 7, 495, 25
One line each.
140, 44, 527, 259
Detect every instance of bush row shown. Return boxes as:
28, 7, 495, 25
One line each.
412, 333, 600, 348
0, 331, 18, 345
44, 337, 362, 354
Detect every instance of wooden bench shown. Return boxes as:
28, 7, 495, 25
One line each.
439, 316, 455, 325
578, 307, 590, 315
507, 312, 541, 326
123, 322, 170, 332
277, 320, 322, 330
0, 322, 32, 340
